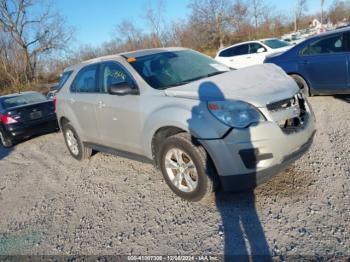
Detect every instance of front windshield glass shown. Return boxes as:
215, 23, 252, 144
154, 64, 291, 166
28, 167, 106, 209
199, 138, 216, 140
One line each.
263, 39, 290, 49
128, 50, 230, 89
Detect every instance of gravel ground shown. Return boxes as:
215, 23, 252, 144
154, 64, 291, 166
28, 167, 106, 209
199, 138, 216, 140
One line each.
0, 96, 349, 258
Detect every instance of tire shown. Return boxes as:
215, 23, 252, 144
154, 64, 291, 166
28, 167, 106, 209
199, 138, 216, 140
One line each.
158, 133, 218, 202
290, 74, 312, 97
0, 130, 13, 148
62, 122, 92, 161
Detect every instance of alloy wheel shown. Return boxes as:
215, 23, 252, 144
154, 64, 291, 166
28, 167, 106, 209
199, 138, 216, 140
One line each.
164, 148, 198, 193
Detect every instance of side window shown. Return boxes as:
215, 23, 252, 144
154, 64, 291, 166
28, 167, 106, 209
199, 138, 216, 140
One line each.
234, 44, 249, 55
219, 47, 237, 57
101, 62, 133, 93
71, 65, 98, 93
302, 34, 345, 56
248, 43, 266, 54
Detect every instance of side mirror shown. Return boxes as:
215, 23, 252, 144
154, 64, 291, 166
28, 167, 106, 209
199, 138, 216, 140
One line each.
257, 47, 266, 53
108, 82, 139, 96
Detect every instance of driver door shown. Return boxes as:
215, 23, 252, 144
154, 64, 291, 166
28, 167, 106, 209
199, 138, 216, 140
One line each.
94, 61, 142, 154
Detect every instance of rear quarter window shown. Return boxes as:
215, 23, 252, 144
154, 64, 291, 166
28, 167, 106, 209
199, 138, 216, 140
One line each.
57, 71, 73, 92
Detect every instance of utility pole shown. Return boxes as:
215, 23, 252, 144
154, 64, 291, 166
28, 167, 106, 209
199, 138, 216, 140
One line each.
321, 0, 325, 24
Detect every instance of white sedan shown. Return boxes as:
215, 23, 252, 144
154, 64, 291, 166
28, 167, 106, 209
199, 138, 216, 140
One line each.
215, 38, 291, 69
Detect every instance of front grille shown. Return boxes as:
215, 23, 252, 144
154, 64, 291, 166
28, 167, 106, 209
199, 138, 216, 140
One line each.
267, 93, 308, 134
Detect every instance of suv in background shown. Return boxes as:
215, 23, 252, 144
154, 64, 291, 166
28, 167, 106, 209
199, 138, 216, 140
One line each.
215, 38, 291, 69
56, 48, 315, 201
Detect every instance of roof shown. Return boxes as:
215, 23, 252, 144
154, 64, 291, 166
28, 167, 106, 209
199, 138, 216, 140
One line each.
120, 47, 187, 58
307, 26, 350, 41
218, 38, 279, 52
64, 47, 188, 72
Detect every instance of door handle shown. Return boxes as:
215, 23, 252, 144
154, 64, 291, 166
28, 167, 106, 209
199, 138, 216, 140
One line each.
98, 101, 106, 109
300, 60, 310, 65
246, 57, 251, 59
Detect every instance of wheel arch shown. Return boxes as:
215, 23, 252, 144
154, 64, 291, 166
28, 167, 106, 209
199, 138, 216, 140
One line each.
151, 126, 186, 167
288, 72, 313, 96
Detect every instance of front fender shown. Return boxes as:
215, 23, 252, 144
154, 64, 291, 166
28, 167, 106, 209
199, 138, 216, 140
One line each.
142, 103, 230, 159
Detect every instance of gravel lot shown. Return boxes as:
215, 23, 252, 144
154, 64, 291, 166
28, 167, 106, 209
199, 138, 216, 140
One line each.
0, 96, 349, 258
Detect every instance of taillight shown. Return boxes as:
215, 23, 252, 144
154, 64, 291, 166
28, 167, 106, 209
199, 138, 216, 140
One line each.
53, 96, 57, 112
0, 114, 18, 125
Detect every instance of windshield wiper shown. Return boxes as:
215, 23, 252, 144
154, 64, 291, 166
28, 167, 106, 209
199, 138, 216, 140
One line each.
166, 71, 229, 88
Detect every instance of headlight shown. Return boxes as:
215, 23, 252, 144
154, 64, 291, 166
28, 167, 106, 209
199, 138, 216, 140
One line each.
208, 100, 265, 128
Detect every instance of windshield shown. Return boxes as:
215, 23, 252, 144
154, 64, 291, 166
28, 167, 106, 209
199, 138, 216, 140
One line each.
2, 93, 47, 109
128, 50, 230, 89
263, 39, 290, 49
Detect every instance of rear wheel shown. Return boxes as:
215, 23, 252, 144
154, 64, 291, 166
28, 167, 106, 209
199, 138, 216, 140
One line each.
62, 123, 92, 160
0, 130, 13, 148
158, 133, 218, 202
290, 74, 311, 97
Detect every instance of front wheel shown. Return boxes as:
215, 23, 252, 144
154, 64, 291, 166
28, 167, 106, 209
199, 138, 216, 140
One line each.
62, 123, 92, 161
290, 74, 311, 97
158, 133, 218, 202
0, 130, 13, 148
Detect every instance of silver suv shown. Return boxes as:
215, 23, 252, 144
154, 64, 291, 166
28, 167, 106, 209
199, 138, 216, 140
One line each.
56, 47, 316, 201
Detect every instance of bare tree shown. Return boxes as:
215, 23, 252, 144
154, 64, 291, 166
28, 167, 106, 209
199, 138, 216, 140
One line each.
250, 0, 266, 30
294, 0, 308, 31
328, 0, 350, 24
0, 0, 73, 82
230, 0, 249, 33
115, 20, 144, 51
144, 0, 166, 47
188, 0, 232, 49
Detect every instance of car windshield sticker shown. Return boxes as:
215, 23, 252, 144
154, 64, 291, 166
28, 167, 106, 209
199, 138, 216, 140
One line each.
110, 70, 126, 81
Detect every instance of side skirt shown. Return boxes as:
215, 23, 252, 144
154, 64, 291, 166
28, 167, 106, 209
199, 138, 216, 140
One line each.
84, 142, 154, 165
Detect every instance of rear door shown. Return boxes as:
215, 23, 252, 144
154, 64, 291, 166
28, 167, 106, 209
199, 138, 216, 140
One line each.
69, 64, 101, 142
94, 61, 142, 154
247, 42, 268, 66
298, 33, 349, 92
216, 44, 250, 68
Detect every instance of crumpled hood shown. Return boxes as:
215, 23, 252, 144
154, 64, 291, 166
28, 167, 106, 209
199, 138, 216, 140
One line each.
164, 64, 299, 108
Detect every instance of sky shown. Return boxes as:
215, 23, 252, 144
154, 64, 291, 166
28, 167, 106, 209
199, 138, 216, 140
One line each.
53, 0, 332, 48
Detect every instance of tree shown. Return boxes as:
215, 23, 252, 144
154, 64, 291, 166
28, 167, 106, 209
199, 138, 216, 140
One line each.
115, 20, 144, 51
250, 0, 266, 30
188, 0, 232, 49
328, 0, 350, 24
0, 0, 73, 82
230, 0, 249, 33
144, 0, 167, 47
294, 0, 308, 31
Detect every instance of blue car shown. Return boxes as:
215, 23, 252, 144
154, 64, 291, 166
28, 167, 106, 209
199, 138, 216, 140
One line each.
264, 27, 350, 96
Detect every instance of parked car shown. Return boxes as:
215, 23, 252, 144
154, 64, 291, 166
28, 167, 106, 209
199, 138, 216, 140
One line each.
264, 27, 350, 96
56, 47, 315, 201
0, 91, 58, 147
215, 38, 291, 69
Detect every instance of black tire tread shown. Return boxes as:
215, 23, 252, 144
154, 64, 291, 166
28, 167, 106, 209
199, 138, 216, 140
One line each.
159, 132, 219, 202
0, 130, 13, 148
290, 74, 312, 97
62, 123, 92, 161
